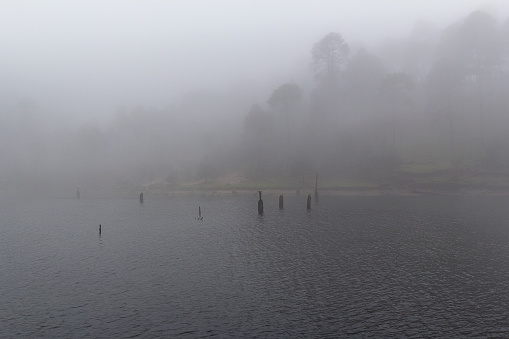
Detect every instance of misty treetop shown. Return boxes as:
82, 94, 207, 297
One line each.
311, 32, 350, 80
267, 83, 302, 111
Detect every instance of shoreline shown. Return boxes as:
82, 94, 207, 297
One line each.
134, 187, 509, 198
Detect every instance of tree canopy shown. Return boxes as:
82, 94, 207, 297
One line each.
311, 32, 350, 83
267, 83, 302, 110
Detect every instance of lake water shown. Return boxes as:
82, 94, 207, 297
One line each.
1, 195, 509, 337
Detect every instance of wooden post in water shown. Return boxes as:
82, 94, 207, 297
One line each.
77, 188, 80, 199
307, 194, 311, 210
99, 224, 101, 235
314, 173, 319, 203
279, 194, 284, 210
139, 192, 144, 203
258, 191, 264, 215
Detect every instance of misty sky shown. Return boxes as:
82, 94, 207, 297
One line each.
2, 0, 509, 123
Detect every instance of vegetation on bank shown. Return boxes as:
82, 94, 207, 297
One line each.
114, 161, 509, 196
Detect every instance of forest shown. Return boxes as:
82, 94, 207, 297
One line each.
2, 9, 509, 196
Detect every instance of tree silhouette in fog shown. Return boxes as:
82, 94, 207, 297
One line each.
380, 72, 413, 152
268, 83, 302, 138
242, 104, 274, 178
344, 49, 385, 122
311, 32, 350, 84
310, 32, 350, 137
426, 58, 464, 158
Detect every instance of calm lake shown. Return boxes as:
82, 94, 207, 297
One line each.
1, 195, 508, 337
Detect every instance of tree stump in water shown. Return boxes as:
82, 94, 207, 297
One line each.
258, 191, 263, 215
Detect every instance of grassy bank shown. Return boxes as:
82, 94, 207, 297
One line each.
115, 163, 509, 197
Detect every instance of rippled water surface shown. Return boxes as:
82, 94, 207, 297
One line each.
1, 195, 509, 337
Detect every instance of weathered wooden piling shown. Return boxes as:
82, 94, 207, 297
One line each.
99, 224, 101, 235
314, 173, 319, 203
77, 188, 80, 199
279, 194, 284, 209
307, 194, 311, 210
198, 206, 203, 220
140, 192, 144, 203
258, 191, 264, 215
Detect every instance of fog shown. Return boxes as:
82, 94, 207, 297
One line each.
2, 0, 509, 196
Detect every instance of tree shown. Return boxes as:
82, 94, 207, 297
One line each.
457, 11, 501, 145
380, 72, 413, 152
267, 83, 302, 137
311, 32, 350, 85
310, 32, 350, 134
243, 104, 273, 139
242, 104, 274, 177
267, 83, 302, 110
496, 17, 509, 116
344, 49, 385, 88
426, 58, 464, 157
504, 18, 509, 55
344, 49, 385, 121
459, 11, 501, 73
403, 22, 440, 83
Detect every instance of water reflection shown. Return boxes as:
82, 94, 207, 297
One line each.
0, 196, 508, 337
